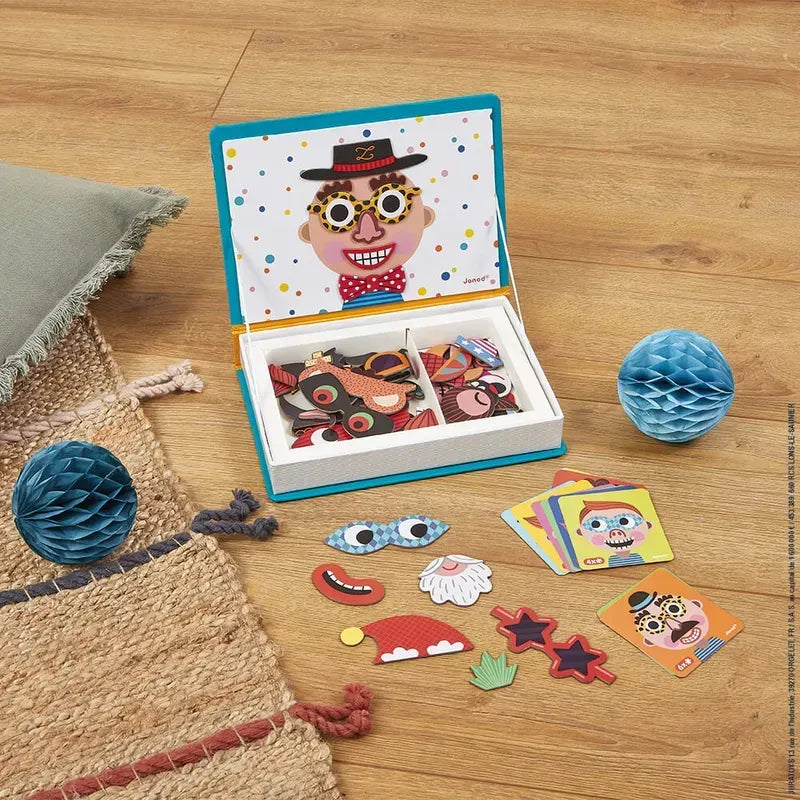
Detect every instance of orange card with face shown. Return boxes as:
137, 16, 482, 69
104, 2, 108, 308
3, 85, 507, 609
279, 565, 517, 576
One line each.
598, 568, 744, 677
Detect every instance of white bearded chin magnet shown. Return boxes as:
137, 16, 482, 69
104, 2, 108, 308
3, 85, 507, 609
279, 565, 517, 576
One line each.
418, 554, 493, 607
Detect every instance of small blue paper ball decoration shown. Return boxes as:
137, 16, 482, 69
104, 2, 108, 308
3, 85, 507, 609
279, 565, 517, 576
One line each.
12, 441, 138, 564
617, 329, 734, 443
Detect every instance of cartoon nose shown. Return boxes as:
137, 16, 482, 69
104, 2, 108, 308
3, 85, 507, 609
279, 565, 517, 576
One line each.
352, 210, 384, 243
665, 618, 681, 630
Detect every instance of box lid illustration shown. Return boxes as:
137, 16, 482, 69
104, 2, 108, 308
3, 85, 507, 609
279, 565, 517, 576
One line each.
210, 94, 509, 334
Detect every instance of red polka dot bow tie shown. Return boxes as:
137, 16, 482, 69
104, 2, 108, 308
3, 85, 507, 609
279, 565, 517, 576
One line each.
338, 266, 407, 302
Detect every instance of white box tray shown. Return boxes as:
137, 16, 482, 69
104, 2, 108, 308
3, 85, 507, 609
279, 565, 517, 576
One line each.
240, 295, 564, 497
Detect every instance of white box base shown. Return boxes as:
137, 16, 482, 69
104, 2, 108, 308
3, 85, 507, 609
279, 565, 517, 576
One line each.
239, 296, 564, 496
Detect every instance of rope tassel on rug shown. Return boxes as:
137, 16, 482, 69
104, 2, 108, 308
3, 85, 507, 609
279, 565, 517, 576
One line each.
24, 685, 373, 800
191, 489, 278, 540
121, 359, 204, 399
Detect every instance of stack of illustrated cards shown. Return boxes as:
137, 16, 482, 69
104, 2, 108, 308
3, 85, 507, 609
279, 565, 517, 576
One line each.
598, 568, 744, 677
501, 468, 673, 574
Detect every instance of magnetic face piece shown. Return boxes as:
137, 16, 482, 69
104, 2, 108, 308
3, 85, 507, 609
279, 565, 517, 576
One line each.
404, 381, 425, 400
390, 408, 411, 430
340, 614, 473, 664
418, 555, 493, 607
334, 350, 373, 370
470, 371, 512, 398
402, 408, 438, 431
469, 652, 518, 691
546, 634, 615, 684
291, 423, 350, 448
491, 605, 558, 654
455, 336, 503, 368
292, 409, 337, 432
325, 515, 449, 555
299, 358, 414, 415
269, 363, 298, 396
298, 372, 352, 413
419, 350, 445, 380
463, 365, 485, 383
311, 563, 385, 606
493, 395, 521, 416
342, 405, 395, 438
423, 344, 473, 383
280, 348, 337, 379
362, 350, 412, 380
440, 385, 497, 423
278, 396, 335, 432
303, 350, 334, 367
491, 606, 616, 685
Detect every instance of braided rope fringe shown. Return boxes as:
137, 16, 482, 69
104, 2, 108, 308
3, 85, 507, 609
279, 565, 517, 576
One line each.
191, 489, 278, 541
25, 685, 373, 800
0, 492, 275, 610
120, 360, 203, 399
0, 361, 202, 444
0, 534, 192, 610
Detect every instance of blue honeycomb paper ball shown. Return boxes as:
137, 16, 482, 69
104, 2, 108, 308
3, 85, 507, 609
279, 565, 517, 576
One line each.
12, 440, 138, 564
617, 329, 734, 443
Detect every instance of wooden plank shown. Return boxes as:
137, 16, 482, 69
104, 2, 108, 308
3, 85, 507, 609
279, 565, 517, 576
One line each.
0, 9, 252, 114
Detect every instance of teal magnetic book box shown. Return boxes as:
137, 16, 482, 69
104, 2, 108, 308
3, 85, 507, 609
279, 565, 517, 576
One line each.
210, 94, 566, 502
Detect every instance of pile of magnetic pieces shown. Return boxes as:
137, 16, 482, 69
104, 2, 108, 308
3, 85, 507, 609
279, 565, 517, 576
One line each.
269, 348, 435, 448
420, 335, 520, 423
269, 336, 518, 447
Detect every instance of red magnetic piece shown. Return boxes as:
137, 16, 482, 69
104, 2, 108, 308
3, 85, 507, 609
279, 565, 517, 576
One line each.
311, 563, 385, 606
547, 634, 616, 685
359, 614, 474, 664
419, 350, 445, 379
490, 605, 558, 654
491, 606, 616, 686
390, 408, 411, 430
269, 363, 297, 396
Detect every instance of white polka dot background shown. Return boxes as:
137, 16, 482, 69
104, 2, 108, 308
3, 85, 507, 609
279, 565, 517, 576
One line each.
221, 107, 501, 323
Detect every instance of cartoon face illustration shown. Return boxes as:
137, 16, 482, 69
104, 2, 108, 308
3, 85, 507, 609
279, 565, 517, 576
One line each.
628, 590, 711, 650
576, 500, 652, 555
298, 138, 435, 307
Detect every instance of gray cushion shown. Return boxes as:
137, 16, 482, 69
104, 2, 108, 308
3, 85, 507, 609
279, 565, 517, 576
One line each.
0, 163, 187, 403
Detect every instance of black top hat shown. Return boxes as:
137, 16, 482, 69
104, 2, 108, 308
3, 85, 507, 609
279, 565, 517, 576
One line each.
300, 138, 427, 181
628, 590, 659, 613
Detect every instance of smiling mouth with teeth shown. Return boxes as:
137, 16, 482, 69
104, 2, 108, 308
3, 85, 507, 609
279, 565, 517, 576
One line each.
322, 570, 371, 595
311, 563, 385, 606
343, 243, 396, 270
679, 624, 702, 645
605, 537, 635, 549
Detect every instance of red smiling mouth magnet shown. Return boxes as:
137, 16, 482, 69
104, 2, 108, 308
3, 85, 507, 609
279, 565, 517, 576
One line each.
312, 563, 385, 606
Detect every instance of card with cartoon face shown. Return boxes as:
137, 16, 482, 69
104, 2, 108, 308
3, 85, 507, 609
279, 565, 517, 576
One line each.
598, 568, 744, 677
541, 485, 636, 571
551, 468, 645, 490
550, 487, 672, 571
533, 497, 580, 572
501, 480, 596, 575
501, 508, 569, 575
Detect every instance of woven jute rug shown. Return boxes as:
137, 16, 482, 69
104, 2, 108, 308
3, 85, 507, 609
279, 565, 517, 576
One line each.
0, 314, 370, 800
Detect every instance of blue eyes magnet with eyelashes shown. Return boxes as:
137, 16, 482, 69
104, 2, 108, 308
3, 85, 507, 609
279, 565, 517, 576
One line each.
325, 515, 449, 555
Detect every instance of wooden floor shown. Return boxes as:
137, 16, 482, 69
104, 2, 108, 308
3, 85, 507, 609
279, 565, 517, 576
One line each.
3, 2, 797, 797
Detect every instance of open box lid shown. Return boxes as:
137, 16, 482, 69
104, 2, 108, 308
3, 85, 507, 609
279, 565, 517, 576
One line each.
210, 94, 510, 340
